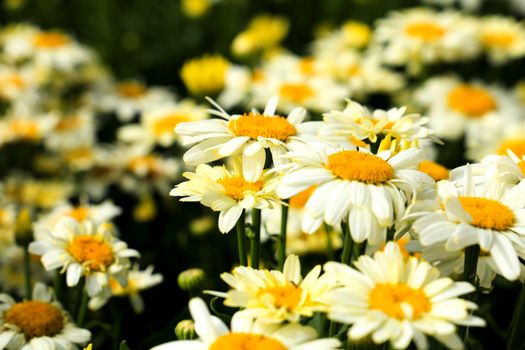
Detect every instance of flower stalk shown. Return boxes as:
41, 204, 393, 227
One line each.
236, 210, 247, 266
250, 209, 262, 268
278, 201, 289, 270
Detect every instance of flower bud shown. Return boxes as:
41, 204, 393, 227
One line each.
175, 320, 196, 340
177, 268, 206, 293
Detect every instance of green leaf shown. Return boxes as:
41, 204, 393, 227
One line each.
120, 340, 130, 350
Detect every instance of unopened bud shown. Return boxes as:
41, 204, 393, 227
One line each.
177, 268, 206, 292
175, 319, 196, 340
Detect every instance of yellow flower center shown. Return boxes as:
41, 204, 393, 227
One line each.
447, 85, 497, 117
217, 176, 263, 201
497, 139, 525, 159
1, 74, 25, 89
326, 150, 394, 184
259, 283, 303, 310
180, 55, 229, 95
342, 21, 371, 48
9, 120, 40, 140
63, 147, 94, 162
66, 206, 90, 222
228, 112, 296, 141
55, 116, 82, 132
152, 114, 190, 137
5, 301, 64, 339
128, 156, 160, 176
405, 21, 446, 42
299, 58, 315, 75
279, 83, 315, 103
33, 32, 69, 48
117, 82, 147, 99
369, 283, 431, 320
67, 235, 114, 271
289, 186, 316, 209
458, 196, 515, 231
210, 333, 287, 350
418, 161, 449, 181
482, 31, 516, 48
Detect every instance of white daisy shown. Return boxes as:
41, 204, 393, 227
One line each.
151, 297, 341, 350
176, 95, 309, 182
412, 166, 525, 281
466, 120, 525, 162
170, 163, 279, 233
0, 282, 91, 350
277, 142, 433, 244
210, 254, 336, 323
324, 242, 485, 349
28, 218, 140, 297
479, 16, 525, 64
44, 109, 96, 151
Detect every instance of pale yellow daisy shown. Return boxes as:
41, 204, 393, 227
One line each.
479, 16, 525, 64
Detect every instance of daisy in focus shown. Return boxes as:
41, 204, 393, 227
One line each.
324, 242, 485, 349
412, 166, 525, 282
415, 76, 520, 140
151, 297, 341, 350
0, 282, 91, 350
210, 254, 335, 323
170, 163, 279, 233
176, 95, 309, 181
29, 218, 140, 297
277, 142, 433, 245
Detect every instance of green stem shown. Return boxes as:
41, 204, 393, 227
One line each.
23, 247, 32, 299
250, 209, 261, 268
324, 224, 334, 261
278, 202, 289, 271
340, 221, 353, 265
53, 270, 63, 304
329, 320, 338, 337
507, 282, 525, 350
236, 211, 247, 266
76, 282, 89, 327
461, 245, 480, 344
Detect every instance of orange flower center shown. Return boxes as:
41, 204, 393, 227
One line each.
497, 139, 525, 159
152, 114, 190, 137
482, 31, 516, 48
258, 283, 303, 310
117, 82, 147, 99
326, 150, 394, 184
418, 161, 449, 181
289, 186, 316, 209
55, 116, 82, 132
228, 112, 296, 141
217, 176, 263, 201
458, 196, 515, 231
405, 21, 446, 42
279, 83, 315, 103
128, 156, 160, 176
65, 206, 90, 222
5, 301, 64, 339
33, 32, 69, 48
210, 333, 287, 350
298, 58, 315, 75
9, 120, 40, 140
447, 85, 497, 117
369, 283, 431, 319
67, 235, 114, 271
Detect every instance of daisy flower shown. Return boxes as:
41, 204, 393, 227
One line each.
277, 142, 433, 244
412, 166, 525, 282
176, 95, 309, 182
415, 76, 520, 140
151, 297, 341, 350
324, 242, 485, 349
418, 161, 449, 182
88, 265, 163, 313
44, 109, 96, 151
210, 254, 336, 323
170, 163, 279, 233
371, 8, 479, 72
466, 120, 525, 162
118, 100, 208, 148
479, 16, 525, 64
28, 218, 140, 297
0, 282, 91, 350
0, 113, 57, 146
312, 20, 371, 55
319, 99, 436, 150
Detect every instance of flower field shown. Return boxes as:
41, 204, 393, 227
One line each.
1, 0, 525, 349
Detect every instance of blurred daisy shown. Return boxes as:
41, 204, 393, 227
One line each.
151, 297, 341, 350
418, 161, 449, 182
231, 14, 289, 57
0, 113, 57, 145
98, 80, 175, 122
33, 200, 121, 240
170, 164, 279, 233
29, 218, 139, 297
319, 99, 436, 151
324, 242, 485, 349
0, 205, 16, 248
277, 142, 433, 244
176, 95, 309, 182
0, 64, 35, 102
118, 100, 208, 148
415, 76, 520, 140
44, 109, 96, 151
479, 16, 525, 64
466, 120, 525, 162
312, 20, 371, 55
211, 254, 335, 323
89, 265, 163, 313
0, 282, 91, 349
371, 8, 479, 72
4, 176, 73, 210
412, 166, 525, 282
